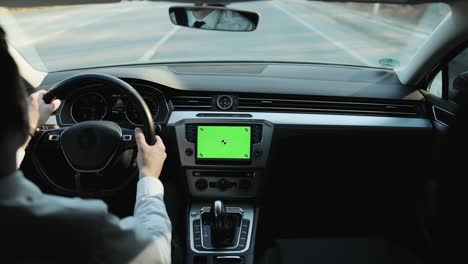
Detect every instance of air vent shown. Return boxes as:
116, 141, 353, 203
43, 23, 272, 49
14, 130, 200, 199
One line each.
171, 95, 212, 110
238, 97, 419, 117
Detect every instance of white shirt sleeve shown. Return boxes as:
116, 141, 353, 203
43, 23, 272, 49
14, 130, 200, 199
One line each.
97, 176, 172, 264
131, 176, 172, 264
137, 176, 164, 199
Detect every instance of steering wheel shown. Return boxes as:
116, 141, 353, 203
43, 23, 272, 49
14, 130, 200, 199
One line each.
31, 73, 156, 196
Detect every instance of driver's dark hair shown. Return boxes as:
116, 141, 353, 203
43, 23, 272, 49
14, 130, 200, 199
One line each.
0, 26, 28, 141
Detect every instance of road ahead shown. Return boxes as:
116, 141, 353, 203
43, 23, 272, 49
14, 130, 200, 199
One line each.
1, 0, 449, 72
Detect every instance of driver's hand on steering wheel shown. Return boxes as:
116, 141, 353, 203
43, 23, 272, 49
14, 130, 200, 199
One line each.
135, 128, 167, 179
28, 90, 61, 132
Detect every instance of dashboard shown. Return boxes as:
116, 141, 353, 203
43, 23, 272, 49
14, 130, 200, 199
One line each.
41, 63, 432, 130
58, 83, 169, 127
38, 63, 434, 197
51, 63, 430, 129
43, 63, 433, 199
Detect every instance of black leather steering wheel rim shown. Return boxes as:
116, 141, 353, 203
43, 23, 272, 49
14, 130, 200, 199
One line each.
31, 73, 157, 196
44, 73, 156, 145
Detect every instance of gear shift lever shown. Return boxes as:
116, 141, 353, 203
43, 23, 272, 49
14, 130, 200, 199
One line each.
209, 200, 241, 248
210, 200, 226, 247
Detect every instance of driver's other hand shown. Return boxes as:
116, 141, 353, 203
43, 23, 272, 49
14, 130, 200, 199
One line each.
28, 90, 61, 131
135, 128, 167, 179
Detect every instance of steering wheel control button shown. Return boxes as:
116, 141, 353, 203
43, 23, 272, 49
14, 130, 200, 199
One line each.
185, 148, 194, 156
121, 129, 137, 149
195, 179, 208, 191
216, 95, 234, 110
48, 134, 60, 141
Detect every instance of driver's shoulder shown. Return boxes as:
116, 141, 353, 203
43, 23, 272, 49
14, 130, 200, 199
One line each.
0, 193, 111, 242
37, 193, 110, 220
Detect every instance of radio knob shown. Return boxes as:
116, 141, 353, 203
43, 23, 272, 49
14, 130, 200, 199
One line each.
254, 149, 263, 158
185, 148, 194, 156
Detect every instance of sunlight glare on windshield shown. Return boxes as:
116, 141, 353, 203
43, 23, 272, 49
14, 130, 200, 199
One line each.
0, 1, 450, 72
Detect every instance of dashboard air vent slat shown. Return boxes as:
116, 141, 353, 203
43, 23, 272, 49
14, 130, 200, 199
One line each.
171, 96, 212, 110
238, 97, 418, 117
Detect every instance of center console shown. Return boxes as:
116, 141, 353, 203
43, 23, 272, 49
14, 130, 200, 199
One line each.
189, 201, 256, 263
175, 121, 273, 198
173, 118, 273, 264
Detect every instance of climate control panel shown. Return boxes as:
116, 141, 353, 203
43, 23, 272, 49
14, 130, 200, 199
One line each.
187, 170, 260, 198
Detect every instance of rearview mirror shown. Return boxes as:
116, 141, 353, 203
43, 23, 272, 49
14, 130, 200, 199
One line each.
169, 6, 258, 32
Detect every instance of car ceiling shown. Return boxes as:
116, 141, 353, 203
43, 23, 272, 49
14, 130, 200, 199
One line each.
0, 0, 452, 8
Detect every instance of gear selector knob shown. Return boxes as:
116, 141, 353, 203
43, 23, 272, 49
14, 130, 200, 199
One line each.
209, 200, 240, 248
210, 200, 226, 247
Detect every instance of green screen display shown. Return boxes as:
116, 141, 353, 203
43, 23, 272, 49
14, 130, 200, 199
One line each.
197, 126, 251, 160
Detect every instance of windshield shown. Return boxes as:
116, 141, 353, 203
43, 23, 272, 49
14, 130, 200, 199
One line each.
0, 1, 450, 72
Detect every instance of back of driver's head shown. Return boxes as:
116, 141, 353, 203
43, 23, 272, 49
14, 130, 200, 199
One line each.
0, 26, 28, 142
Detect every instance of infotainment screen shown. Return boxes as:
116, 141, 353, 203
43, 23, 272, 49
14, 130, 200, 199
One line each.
197, 126, 251, 160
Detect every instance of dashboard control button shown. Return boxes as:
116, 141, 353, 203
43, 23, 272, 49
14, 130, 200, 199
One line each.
254, 149, 263, 158
245, 172, 254, 177
185, 124, 197, 142
216, 95, 234, 110
185, 148, 194, 156
238, 179, 251, 192
251, 124, 263, 143
216, 179, 233, 192
195, 179, 208, 191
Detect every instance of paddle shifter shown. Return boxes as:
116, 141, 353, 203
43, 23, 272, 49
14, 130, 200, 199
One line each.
210, 200, 240, 247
